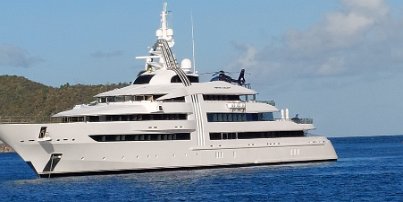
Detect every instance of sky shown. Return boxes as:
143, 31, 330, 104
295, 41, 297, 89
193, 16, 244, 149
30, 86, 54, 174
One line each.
1, 0, 403, 137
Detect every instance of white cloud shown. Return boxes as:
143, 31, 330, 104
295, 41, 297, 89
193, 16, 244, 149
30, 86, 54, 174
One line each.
341, 0, 388, 15
227, 0, 403, 86
0, 44, 43, 68
230, 43, 258, 68
288, 0, 388, 50
326, 12, 373, 38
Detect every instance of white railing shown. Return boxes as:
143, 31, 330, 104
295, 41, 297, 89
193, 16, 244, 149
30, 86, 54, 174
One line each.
0, 116, 51, 124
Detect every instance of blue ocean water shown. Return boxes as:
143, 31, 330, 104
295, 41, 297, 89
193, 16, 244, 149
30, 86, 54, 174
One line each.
0, 135, 402, 201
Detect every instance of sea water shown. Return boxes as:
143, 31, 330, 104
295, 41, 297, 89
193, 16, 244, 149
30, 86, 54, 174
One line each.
0, 135, 402, 201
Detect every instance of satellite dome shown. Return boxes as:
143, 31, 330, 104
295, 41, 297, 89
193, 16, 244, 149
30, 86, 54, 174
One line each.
181, 58, 192, 73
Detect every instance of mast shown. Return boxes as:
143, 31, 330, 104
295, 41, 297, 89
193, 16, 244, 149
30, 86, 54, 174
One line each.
136, 1, 196, 74
191, 13, 197, 73
137, 1, 175, 71
156, 1, 174, 48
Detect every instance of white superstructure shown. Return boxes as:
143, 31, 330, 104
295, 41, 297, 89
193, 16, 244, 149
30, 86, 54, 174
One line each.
0, 2, 337, 178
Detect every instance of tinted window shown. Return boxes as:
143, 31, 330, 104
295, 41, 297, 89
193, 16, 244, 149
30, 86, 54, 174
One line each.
203, 95, 240, 101
209, 131, 304, 140
171, 75, 199, 83
207, 113, 274, 122
90, 133, 191, 142
133, 75, 154, 84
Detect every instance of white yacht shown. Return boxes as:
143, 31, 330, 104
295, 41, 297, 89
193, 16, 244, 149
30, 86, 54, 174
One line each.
0, 3, 337, 178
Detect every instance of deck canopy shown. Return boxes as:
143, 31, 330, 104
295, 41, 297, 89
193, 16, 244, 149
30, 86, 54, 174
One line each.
95, 83, 183, 97
157, 81, 256, 101
52, 103, 160, 117
96, 81, 255, 99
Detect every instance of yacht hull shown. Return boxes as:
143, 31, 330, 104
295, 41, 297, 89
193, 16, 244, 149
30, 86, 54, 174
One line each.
0, 123, 337, 178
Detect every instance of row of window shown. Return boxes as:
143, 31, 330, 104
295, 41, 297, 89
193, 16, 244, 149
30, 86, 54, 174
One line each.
59, 112, 277, 123
203, 95, 240, 101
171, 75, 199, 83
133, 75, 154, 84
133, 74, 199, 84
204, 94, 257, 102
98, 95, 186, 103
59, 114, 187, 123
96, 94, 258, 104
98, 94, 163, 103
90, 133, 191, 142
89, 131, 304, 143
207, 113, 274, 122
209, 131, 304, 140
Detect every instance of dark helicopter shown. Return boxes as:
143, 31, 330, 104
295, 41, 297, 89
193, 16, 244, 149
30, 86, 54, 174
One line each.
210, 69, 246, 86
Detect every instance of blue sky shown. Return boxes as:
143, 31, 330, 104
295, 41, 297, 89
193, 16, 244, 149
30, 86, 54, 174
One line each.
1, 0, 403, 137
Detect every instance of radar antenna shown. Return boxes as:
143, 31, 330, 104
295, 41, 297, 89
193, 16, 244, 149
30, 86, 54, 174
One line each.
191, 12, 197, 73
156, 1, 174, 47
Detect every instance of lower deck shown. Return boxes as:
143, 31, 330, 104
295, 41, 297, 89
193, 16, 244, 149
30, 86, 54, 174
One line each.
0, 123, 337, 178
24, 136, 337, 177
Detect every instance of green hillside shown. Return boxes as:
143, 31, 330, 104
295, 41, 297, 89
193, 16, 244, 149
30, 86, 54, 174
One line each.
0, 75, 128, 122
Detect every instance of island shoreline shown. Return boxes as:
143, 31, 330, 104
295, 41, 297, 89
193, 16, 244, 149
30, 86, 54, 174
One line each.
0, 143, 14, 153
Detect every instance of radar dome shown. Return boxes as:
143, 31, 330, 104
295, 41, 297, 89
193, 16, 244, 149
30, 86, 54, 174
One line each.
181, 58, 192, 73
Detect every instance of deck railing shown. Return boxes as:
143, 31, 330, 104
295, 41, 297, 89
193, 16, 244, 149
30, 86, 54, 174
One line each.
291, 118, 314, 124
274, 117, 314, 124
0, 116, 52, 124
255, 100, 276, 106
